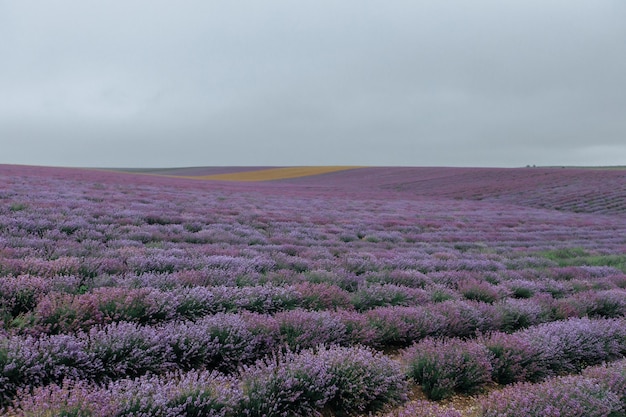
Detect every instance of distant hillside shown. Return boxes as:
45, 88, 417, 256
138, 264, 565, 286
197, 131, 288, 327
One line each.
275, 167, 626, 215
3, 165, 625, 215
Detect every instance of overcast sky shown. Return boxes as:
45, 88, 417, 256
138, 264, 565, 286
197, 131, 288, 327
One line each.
1, 0, 625, 168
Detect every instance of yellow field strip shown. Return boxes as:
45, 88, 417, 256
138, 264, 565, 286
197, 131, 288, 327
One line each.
186, 166, 363, 182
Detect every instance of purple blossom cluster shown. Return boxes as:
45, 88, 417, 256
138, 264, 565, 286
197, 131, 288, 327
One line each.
402, 317, 626, 399
7, 280, 625, 337
384, 401, 462, 417
8, 345, 407, 417
479, 370, 625, 417
403, 337, 494, 400
582, 358, 626, 409
372, 359, 626, 417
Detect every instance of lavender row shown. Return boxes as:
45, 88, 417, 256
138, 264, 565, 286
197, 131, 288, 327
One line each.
0, 303, 495, 405
286, 167, 626, 216
479, 358, 626, 417
4, 276, 626, 336
8, 283, 626, 343
3, 282, 428, 332
0, 302, 524, 405
2, 310, 625, 406
402, 317, 626, 400
6, 340, 626, 417
6, 345, 407, 417
385, 358, 626, 417
1, 250, 623, 290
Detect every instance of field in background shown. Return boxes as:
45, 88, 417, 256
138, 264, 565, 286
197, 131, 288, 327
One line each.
1, 164, 626, 416
182, 166, 362, 181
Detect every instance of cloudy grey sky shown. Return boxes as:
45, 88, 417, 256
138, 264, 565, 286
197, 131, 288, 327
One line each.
1, 0, 626, 168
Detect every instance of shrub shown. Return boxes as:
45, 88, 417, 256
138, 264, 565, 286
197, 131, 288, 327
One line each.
303, 270, 363, 293
379, 270, 433, 288
495, 298, 543, 332
0, 275, 50, 318
433, 300, 500, 338
8, 379, 117, 417
583, 359, 626, 409
35, 292, 92, 334
276, 309, 348, 349
351, 284, 429, 311
238, 345, 407, 417
37, 334, 101, 383
9, 371, 241, 417
293, 282, 353, 310
584, 289, 626, 318
520, 317, 626, 375
505, 279, 540, 299
316, 345, 408, 416
384, 400, 462, 417
365, 306, 444, 347
403, 337, 493, 400
0, 336, 47, 406
35, 288, 177, 333
93, 287, 177, 324
85, 322, 173, 381
479, 375, 623, 417
175, 285, 219, 319
157, 371, 242, 417
112, 371, 241, 417
239, 349, 335, 417
335, 309, 378, 346
210, 285, 301, 314
457, 279, 502, 303
426, 284, 458, 303
480, 331, 543, 384
163, 313, 261, 373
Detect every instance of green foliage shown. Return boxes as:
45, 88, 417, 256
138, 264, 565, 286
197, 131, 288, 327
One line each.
9, 203, 27, 212
542, 247, 590, 260
511, 286, 534, 299
540, 248, 626, 272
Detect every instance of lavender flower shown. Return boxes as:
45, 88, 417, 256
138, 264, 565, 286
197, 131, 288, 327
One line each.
479, 375, 623, 417
403, 337, 493, 400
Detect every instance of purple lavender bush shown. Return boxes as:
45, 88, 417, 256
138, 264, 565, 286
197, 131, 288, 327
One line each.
384, 400, 462, 417
520, 317, 626, 375
8, 379, 117, 417
111, 371, 241, 417
275, 309, 348, 349
293, 282, 353, 311
582, 359, 626, 409
163, 313, 263, 373
494, 298, 544, 333
84, 321, 174, 381
403, 337, 493, 400
350, 283, 429, 311
238, 345, 407, 417
457, 278, 502, 303
238, 349, 336, 417
433, 300, 500, 338
0, 275, 49, 319
36, 333, 101, 384
479, 331, 543, 384
479, 375, 623, 417
365, 306, 445, 347
1, 335, 48, 407
9, 371, 242, 417
316, 345, 408, 416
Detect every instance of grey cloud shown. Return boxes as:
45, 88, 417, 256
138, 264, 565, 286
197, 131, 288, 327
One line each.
1, 0, 625, 167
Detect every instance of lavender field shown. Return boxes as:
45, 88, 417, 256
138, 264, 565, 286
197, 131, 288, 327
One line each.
1, 164, 626, 416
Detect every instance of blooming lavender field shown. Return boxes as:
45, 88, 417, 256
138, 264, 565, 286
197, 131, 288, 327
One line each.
1, 164, 626, 416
